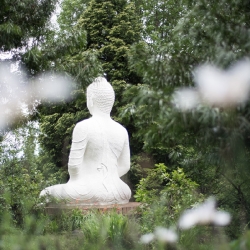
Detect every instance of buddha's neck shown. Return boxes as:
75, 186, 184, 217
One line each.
91, 110, 111, 120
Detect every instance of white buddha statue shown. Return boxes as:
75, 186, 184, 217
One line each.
40, 77, 131, 205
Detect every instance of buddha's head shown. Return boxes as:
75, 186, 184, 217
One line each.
87, 77, 115, 115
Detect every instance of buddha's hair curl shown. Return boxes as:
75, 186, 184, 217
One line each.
87, 77, 115, 114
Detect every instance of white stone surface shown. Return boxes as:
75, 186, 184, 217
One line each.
40, 77, 131, 205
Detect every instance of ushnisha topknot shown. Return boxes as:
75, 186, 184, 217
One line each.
87, 77, 115, 114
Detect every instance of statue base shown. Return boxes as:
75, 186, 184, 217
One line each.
45, 202, 141, 215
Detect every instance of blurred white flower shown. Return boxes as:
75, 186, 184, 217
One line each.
140, 227, 178, 244
154, 227, 178, 243
178, 197, 231, 230
140, 233, 154, 244
0, 62, 74, 130
194, 65, 229, 106
213, 211, 231, 226
0, 64, 27, 129
172, 88, 200, 111
227, 60, 250, 104
194, 60, 250, 107
172, 59, 250, 110
33, 73, 73, 102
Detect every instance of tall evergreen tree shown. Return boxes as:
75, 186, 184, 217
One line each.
79, 0, 141, 83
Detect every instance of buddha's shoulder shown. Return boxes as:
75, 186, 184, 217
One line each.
74, 118, 128, 134
74, 118, 92, 132
76, 118, 92, 125
110, 120, 128, 134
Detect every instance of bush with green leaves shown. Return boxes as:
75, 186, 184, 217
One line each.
135, 163, 204, 232
0, 123, 63, 226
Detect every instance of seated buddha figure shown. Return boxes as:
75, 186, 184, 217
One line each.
40, 77, 131, 205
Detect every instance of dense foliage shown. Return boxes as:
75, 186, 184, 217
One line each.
125, 0, 250, 238
0, 0, 57, 51
1, 0, 250, 249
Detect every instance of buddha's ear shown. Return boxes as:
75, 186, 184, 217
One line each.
89, 95, 94, 107
87, 93, 94, 107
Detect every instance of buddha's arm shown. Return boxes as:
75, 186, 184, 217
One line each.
68, 122, 87, 180
117, 130, 130, 177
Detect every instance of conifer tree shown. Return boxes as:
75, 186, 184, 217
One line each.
79, 0, 141, 83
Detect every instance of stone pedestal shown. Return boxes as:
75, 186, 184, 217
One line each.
45, 202, 141, 215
